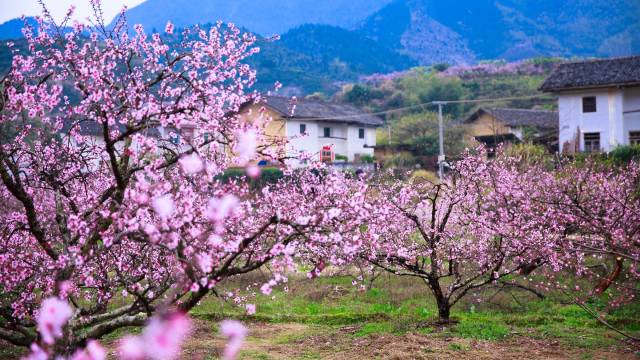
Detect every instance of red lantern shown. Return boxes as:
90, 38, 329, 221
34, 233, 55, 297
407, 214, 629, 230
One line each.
320, 145, 334, 163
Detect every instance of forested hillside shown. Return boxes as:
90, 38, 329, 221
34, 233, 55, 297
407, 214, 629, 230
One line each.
1, 0, 638, 94
359, 0, 640, 64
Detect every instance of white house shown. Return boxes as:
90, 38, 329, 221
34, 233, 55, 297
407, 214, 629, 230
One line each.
240, 96, 383, 167
540, 56, 640, 153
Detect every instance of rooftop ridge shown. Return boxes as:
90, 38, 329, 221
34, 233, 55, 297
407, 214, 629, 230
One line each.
483, 107, 556, 113
557, 55, 640, 65
540, 56, 640, 92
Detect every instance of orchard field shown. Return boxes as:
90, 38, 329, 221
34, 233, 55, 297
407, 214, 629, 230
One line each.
3, 271, 640, 359
179, 273, 640, 359
1, 2, 640, 360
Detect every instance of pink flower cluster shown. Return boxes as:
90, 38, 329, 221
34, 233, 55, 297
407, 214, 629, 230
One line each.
220, 320, 247, 360
24, 298, 106, 360
119, 313, 191, 360
440, 60, 551, 79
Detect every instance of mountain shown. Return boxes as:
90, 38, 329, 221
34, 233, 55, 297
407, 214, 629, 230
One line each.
4, 1, 638, 64
112, 0, 393, 36
1, 1, 638, 95
246, 24, 417, 94
113, 0, 640, 66
0, 22, 412, 95
0, 17, 38, 41
279, 25, 416, 76
359, 0, 640, 64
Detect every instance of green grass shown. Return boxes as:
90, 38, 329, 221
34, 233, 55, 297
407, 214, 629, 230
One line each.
239, 350, 273, 359
3, 273, 637, 358
355, 322, 396, 337
448, 343, 471, 351
453, 316, 510, 340
191, 273, 640, 349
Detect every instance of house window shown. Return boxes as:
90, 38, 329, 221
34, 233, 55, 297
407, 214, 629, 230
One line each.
583, 132, 600, 153
323, 127, 331, 138
630, 131, 640, 145
299, 123, 307, 134
358, 128, 365, 139
582, 97, 597, 113
169, 132, 180, 145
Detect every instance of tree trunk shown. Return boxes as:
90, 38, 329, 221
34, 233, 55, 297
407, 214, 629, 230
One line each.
424, 277, 452, 323
436, 299, 451, 323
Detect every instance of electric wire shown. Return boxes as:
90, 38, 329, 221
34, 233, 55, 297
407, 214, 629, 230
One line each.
282, 93, 555, 121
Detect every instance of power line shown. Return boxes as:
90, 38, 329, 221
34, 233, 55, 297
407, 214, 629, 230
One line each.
284, 93, 553, 121
433, 94, 553, 105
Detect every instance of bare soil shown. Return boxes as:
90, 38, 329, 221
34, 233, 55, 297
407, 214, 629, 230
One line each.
177, 320, 638, 360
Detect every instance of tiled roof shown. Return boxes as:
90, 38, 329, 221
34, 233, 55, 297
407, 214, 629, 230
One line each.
61, 119, 161, 137
539, 56, 640, 92
465, 108, 559, 129
259, 96, 384, 127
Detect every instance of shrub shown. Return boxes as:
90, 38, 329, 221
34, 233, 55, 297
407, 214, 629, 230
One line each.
383, 152, 417, 169
609, 144, 640, 164
360, 154, 375, 164
503, 143, 553, 168
410, 170, 439, 183
217, 167, 284, 186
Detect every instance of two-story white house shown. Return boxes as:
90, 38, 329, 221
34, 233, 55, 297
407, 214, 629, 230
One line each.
540, 56, 640, 153
240, 96, 383, 167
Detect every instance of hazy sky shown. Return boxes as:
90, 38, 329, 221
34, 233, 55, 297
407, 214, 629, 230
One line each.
0, 0, 146, 24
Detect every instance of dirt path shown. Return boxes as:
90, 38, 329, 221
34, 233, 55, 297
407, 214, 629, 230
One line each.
180, 320, 637, 360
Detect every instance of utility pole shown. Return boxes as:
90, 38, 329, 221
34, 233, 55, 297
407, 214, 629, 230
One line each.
435, 101, 445, 179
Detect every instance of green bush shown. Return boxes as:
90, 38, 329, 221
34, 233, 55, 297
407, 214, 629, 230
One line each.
432, 63, 450, 72
609, 144, 640, 164
260, 167, 285, 183
383, 152, 417, 168
503, 143, 553, 168
572, 145, 640, 166
217, 167, 283, 187
360, 154, 375, 164
334, 154, 348, 161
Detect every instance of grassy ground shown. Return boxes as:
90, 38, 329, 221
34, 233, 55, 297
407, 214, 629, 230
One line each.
181, 271, 639, 359
2, 271, 639, 359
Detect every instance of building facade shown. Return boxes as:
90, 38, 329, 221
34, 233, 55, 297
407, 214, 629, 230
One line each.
240, 96, 382, 166
540, 56, 640, 153
463, 107, 559, 150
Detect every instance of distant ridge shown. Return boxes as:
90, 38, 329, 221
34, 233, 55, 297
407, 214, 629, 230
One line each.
111, 0, 393, 36
0, 17, 38, 41
359, 0, 640, 64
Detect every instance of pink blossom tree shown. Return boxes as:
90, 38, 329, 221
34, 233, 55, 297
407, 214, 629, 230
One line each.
358, 152, 556, 323
0, 2, 368, 355
537, 160, 640, 305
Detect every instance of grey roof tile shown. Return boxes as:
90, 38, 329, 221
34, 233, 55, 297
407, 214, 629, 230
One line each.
465, 108, 559, 129
540, 56, 640, 92
260, 96, 384, 126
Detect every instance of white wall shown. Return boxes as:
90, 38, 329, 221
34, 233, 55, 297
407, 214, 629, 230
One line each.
318, 122, 348, 160
558, 88, 624, 152
623, 87, 640, 142
345, 126, 375, 161
286, 120, 319, 165
284, 121, 377, 166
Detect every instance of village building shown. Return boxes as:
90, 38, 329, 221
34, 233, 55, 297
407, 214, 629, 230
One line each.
540, 56, 640, 153
240, 96, 383, 167
463, 107, 559, 151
